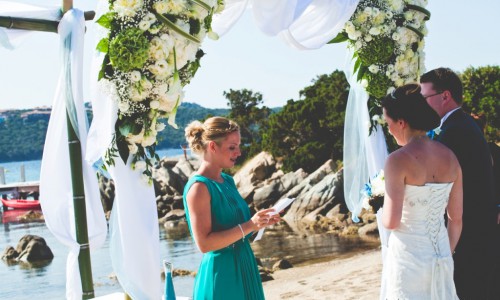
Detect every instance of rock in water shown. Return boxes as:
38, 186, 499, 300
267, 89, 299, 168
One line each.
15, 235, 54, 262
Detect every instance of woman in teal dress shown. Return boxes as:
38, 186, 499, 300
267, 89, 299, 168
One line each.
183, 117, 280, 300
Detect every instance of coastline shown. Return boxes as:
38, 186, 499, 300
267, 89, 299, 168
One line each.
263, 249, 382, 300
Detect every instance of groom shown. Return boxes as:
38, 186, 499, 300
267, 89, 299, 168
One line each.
420, 67, 499, 299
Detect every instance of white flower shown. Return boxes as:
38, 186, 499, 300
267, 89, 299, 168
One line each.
434, 127, 442, 135
167, 0, 188, 14
134, 160, 147, 171
404, 11, 414, 21
368, 65, 380, 74
364, 35, 373, 42
114, 0, 143, 18
387, 86, 396, 95
207, 30, 219, 40
139, 20, 151, 31
361, 79, 369, 88
150, 100, 160, 109
118, 101, 130, 113
127, 130, 145, 144
153, 1, 168, 14
370, 170, 385, 196
369, 27, 381, 36
144, 13, 156, 23
130, 71, 141, 82
156, 122, 166, 132
141, 134, 156, 147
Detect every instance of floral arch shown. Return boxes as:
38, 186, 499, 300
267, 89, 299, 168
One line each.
0, 0, 430, 298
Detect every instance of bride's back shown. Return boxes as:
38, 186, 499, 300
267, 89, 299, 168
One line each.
396, 138, 460, 186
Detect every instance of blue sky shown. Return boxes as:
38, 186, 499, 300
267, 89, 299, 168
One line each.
0, 0, 499, 110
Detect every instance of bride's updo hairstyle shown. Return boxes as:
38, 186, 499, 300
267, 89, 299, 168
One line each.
381, 83, 440, 131
185, 117, 240, 154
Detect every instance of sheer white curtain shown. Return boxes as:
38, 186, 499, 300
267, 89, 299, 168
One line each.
85, 1, 162, 298
212, 0, 360, 49
343, 47, 390, 296
0, 7, 111, 299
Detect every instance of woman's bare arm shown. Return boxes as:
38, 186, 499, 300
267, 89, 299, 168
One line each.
186, 182, 280, 253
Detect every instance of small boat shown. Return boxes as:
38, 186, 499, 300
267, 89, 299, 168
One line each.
1, 198, 41, 210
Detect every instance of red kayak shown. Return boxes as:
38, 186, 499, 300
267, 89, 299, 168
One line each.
1, 198, 41, 210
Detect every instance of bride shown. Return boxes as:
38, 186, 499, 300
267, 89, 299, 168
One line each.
380, 84, 463, 299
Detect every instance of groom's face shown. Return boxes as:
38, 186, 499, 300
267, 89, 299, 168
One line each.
421, 82, 444, 118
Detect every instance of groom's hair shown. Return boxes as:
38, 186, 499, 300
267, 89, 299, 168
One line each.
420, 67, 463, 104
382, 84, 440, 131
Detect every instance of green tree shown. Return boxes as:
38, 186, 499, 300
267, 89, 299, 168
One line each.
461, 65, 500, 142
261, 70, 349, 172
224, 89, 272, 163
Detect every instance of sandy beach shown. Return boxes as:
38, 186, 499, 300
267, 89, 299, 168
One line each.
263, 249, 382, 300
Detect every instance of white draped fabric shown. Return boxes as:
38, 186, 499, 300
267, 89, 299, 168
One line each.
38, 9, 107, 300
343, 47, 388, 222
0, 4, 108, 299
0, 1, 60, 49
85, 1, 162, 298
212, 0, 360, 50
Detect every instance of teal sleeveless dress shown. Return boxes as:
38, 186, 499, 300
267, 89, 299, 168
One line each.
183, 173, 265, 300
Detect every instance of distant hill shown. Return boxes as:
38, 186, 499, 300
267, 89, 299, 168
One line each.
0, 102, 229, 163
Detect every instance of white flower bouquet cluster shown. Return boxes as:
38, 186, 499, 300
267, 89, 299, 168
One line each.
331, 0, 430, 127
96, 0, 224, 181
361, 170, 385, 213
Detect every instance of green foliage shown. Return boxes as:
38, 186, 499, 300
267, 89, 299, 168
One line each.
461, 65, 500, 142
261, 70, 350, 173
0, 111, 49, 162
224, 89, 272, 163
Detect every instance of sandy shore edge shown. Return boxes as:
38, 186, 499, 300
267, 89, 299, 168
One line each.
263, 249, 382, 300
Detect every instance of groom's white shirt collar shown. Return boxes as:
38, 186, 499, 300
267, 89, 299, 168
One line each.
440, 107, 461, 128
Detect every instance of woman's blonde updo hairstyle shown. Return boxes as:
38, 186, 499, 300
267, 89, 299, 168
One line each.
185, 117, 240, 153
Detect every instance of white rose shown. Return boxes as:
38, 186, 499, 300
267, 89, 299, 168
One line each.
364, 7, 373, 16
130, 71, 141, 82
118, 101, 130, 112
364, 35, 373, 42
354, 40, 363, 51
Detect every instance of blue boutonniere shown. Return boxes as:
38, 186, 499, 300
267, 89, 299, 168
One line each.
427, 127, 442, 139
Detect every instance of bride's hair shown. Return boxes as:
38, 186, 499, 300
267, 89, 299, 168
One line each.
382, 84, 440, 131
185, 117, 240, 153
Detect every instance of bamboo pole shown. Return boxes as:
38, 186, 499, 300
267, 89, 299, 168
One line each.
61, 1, 94, 299
0, 12, 95, 33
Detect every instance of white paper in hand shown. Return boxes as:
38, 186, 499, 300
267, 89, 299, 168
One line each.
253, 197, 295, 242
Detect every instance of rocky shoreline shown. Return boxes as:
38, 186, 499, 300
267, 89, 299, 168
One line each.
100, 151, 380, 242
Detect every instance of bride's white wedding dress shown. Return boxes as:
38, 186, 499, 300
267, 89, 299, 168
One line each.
382, 183, 459, 300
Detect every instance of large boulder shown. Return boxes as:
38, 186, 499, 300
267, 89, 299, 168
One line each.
4, 235, 55, 262
284, 165, 343, 223
233, 152, 276, 189
252, 169, 307, 209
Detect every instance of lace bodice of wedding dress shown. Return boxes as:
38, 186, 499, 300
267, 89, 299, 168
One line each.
382, 183, 459, 300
